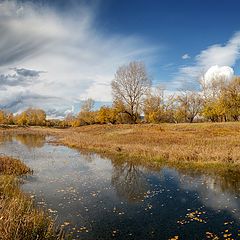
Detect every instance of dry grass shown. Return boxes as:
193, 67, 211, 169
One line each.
0, 155, 63, 240
1, 123, 240, 171
57, 123, 240, 166
2, 123, 239, 167
0, 155, 31, 175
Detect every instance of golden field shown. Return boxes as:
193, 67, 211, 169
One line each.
57, 123, 240, 168
2, 122, 240, 169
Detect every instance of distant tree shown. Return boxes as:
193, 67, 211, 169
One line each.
64, 113, 77, 127
5, 112, 14, 125
97, 106, 118, 124
201, 76, 240, 122
144, 85, 165, 123
0, 110, 6, 124
202, 99, 223, 122
80, 98, 94, 112
15, 112, 28, 126
176, 91, 203, 123
26, 108, 46, 126
200, 71, 231, 100
111, 61, 151, 123
220, 76, 240, 121
14, 108, 46, 126
77, 98, 96, 125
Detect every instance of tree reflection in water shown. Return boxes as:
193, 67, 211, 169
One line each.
14, 134, 46, 148
111, 162, 149, 202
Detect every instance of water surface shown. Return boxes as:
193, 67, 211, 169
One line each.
0, 134, 239, 239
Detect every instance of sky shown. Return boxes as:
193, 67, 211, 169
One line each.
0, 0, 240, 118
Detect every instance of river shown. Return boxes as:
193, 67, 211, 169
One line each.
0, 133, 239, 239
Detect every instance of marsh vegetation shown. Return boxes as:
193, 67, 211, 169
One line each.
50, 123, 240, 167
0, 155, 63, 240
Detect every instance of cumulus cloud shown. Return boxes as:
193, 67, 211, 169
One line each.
204, 65, 234, 86
182, 53, 190, 60
175, 32, 240, 89
0, 1, 158, 117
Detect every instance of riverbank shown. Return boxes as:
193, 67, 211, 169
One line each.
59, 122, 240, 167
0, 155, 63, 240
1, 122, 240, 171
0, 123, 240, 239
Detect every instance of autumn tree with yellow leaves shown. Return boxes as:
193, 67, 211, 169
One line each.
14, 108, 46, 126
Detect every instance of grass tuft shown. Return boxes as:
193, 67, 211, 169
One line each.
0, 155, 31, 175
0, 156, 64, 240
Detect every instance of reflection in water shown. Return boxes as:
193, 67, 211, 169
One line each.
0, 133, 46, 148
14, 134, 46, 148
178, 172, 240, 221
216, 170, 240, 195
111, 162, 148, 202
0, 134, 239, 239
177, 168, 240, 196
0, 133, 12, 143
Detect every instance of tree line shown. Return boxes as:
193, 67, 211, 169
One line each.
0, 108, 46, 126
0, 61, 239, 127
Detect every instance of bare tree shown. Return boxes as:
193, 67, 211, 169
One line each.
78, 98, 95, 125
81, 98, 94, 112
111, 61, 151, 123
177, 90, 203, 123
200, 70, 231, 100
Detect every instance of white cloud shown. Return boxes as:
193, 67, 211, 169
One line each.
0, 1, 158, 116
175, 32, 240, 89
178, 173, 240, 221
182, 53, 190, 60
196, 32, 240, 68
204, 65, 234, 86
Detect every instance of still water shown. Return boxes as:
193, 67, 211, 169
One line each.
0, 134, 239, 239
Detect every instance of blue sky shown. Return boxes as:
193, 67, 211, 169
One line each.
0, 0, 240, 117
96, 0, 240, 81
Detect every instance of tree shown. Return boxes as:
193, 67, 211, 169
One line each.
97, 106, 118, 124
0, 111, 6, 124
200, 69, 231, 100
77, 98, 96, 125
176, 91, 203, 123
14, 108, 46, 126
202, 99, 224, 122
144, 85, 165, 123
25, 108, 46, 126
80, 98, 94, 113
111, 61, 151, 123
15, 111, 28, 126
5, 112, 14, 125
220, 76, 240, 121
201, 76, 240, 122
